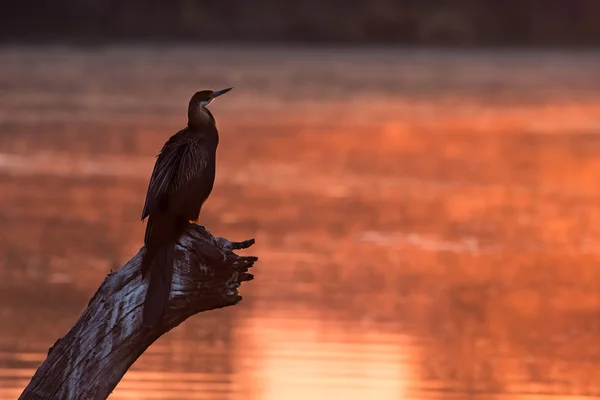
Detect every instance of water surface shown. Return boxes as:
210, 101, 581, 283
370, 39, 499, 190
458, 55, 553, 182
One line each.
1, 47, 600, 399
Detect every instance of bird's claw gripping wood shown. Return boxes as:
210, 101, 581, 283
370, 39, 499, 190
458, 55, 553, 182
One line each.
19, 224, 257, 400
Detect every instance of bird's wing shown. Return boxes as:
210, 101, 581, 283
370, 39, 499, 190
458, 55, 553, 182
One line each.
141, 133, 208, 220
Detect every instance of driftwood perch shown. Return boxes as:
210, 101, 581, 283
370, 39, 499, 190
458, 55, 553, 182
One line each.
19, 224, 257, 400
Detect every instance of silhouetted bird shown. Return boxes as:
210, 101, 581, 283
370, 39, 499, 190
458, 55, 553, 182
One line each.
140, 87, 232, 328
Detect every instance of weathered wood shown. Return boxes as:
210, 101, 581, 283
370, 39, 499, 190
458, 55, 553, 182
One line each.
19, 224, 257, 400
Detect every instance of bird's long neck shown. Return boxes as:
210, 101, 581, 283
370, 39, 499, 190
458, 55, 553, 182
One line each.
188, 106, 216, 132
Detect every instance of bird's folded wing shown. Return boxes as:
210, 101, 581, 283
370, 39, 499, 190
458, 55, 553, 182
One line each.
141, 135, 208, 220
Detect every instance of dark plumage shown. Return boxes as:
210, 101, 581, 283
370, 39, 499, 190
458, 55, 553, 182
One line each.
140, 87, 232, 328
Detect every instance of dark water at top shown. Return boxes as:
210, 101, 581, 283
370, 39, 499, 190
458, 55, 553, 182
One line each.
2, 46, 600, 399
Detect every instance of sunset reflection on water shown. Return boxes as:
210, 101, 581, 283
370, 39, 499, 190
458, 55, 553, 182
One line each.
1, 48, 600, 399
238, 314, 413, 399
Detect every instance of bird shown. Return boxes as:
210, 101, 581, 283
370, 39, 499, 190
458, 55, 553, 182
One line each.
140, 87, 232, 328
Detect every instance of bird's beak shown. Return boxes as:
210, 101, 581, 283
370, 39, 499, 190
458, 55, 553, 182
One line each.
211, 87, 233, 99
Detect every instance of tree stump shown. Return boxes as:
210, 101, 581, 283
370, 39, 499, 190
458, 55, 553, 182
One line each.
19, 224, 257, 400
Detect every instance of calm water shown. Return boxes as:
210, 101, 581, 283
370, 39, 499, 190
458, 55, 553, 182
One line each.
2, 46, 600, 399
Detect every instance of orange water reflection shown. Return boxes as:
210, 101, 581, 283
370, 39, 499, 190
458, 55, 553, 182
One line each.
2, 48, 600, 399
235, 310, 416, 400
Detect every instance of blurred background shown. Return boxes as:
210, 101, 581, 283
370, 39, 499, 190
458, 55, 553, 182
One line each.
2, 1, 600, 399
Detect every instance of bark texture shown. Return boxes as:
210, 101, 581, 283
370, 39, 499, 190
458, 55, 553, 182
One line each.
19, 224, 257, 400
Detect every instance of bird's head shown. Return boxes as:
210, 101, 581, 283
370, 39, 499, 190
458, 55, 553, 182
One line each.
189, 87, 233, 109
187, 88, 233, 129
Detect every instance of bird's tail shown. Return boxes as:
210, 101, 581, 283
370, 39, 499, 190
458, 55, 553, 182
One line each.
141, 215, 177, 328
142, 243, 175, 328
